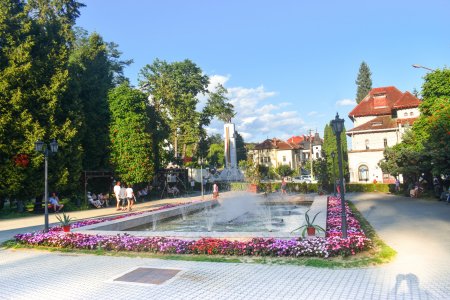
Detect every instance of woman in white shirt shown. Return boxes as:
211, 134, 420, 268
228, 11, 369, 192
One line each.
126, 185, 134, 211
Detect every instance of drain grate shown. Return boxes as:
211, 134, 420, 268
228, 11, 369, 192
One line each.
113, 267, 181, 285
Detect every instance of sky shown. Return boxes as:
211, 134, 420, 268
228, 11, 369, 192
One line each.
76, 0, 449, 143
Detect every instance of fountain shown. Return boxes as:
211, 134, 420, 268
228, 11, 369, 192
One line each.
204, 208, 215, 232
152, 216, 158, 231
260, 205, 273, 232
74, 191, 320, 240
179, 205, 188, 221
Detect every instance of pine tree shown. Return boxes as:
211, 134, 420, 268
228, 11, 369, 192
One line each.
355, 61, 372, 104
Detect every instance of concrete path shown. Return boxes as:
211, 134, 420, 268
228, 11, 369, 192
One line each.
0, 192, 449, 299
0, 193, 202, 244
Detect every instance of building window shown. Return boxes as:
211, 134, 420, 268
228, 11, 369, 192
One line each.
365, 139, 370, 150
410, 112, 413, 116
316, 152, 319, 158
260, 158, 263, 164
283, 156, 286, 162
358, 165, 369, 182
384, 138, 388, 148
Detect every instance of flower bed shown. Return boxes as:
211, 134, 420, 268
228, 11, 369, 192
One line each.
15, 196, 372, 258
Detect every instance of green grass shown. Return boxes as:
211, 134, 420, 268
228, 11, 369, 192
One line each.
2, 200, 396, 268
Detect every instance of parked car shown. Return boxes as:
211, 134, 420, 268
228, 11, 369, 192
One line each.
291, 175, 316, 183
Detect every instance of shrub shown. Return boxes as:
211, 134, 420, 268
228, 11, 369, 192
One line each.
346, 183, 390, 193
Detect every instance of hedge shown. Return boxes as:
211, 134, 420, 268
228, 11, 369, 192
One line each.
229, 182, 394, 194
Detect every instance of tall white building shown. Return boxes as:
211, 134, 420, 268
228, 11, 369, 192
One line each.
347, 86, 421, 183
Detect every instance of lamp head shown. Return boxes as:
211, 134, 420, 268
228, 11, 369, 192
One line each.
35, 140, 44, 152
49, 139, 58, 153
330, 113, 344, 135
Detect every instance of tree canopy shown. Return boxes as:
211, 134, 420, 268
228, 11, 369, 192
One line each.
380, 68, 450, 180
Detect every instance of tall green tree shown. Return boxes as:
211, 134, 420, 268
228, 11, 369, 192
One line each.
235, 132, 247, 163
108, 83, 154, 184
355, 61, 372, 104
70, 31, 112, 170
139, 59, 209, 167
202, 84, 235, 124
0, 0, 85, 208
413, 68, 450, 175
380, 68, 449, 181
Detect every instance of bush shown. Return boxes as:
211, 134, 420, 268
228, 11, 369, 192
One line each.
230, 182, 250, 191
346, 183, 391, 193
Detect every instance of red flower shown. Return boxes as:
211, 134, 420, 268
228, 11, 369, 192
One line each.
14, 154, 29, 168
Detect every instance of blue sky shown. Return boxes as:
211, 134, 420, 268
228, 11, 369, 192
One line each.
76, 0, 449, 143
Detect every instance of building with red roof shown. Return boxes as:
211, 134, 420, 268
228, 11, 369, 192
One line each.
347, 86, 421, 183
249, 133, 323, 173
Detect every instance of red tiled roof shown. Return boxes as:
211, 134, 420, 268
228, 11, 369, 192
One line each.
287, 136, 304, 144
396, 117, 418, 125
347, 115, 397, 133
254, 138, 300, 150
348, 86, 420, 119
393, 91, 421, 109
287, 135, 321, 146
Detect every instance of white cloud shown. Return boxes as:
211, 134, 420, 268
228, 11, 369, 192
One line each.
255, 104, 279, 114
207, 74, 230, 92
336, 99, 356, 106
308, 111, 318, 116
204, 77, 307, 142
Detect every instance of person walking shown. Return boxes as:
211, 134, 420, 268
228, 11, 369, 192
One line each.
281, 177, 287, 195
119, 184, 127, 211
114, 181, 121, 211
212, 182, 219, 200
126, 184, 135, 211
395, 178, 400, 193
433, 176, 441, 198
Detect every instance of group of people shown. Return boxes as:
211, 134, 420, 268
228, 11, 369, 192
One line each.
87, 192, 108, 208
113, 181, 135, 211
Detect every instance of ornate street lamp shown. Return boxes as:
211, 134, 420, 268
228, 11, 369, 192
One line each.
330, 113, 348, 238
35, 139, 58, 232
331, 151, 336, 196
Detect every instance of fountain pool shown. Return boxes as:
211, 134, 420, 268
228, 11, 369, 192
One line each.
74, 192, 316, 240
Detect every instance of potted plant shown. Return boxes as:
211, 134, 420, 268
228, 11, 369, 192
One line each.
242, 160, 261, 193
291, 209, 325, 237
55, 213, 75, 232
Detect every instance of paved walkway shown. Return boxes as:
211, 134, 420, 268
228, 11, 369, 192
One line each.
1, 192, 449, 299
0, 193, 202, 244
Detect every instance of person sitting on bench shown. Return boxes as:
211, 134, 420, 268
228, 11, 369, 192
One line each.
87, 192, 102, 208
167, 186, 180, 197
49, 192, 64, 212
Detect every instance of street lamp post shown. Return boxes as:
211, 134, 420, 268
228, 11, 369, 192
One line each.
35, 139, 58, 232
200, 157, 204, 200
331, 151, 336, 196
412, 64, 435, 72
330, 113, 347, 239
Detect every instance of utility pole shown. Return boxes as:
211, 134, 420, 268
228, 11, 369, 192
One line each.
309, 129, 314, 179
